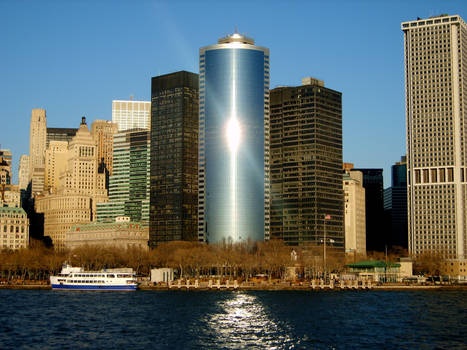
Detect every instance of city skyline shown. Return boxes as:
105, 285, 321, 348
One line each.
2, 1, 464, 186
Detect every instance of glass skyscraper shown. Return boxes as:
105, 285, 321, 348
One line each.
199, 33, 270, 243
150, 71, 199, 246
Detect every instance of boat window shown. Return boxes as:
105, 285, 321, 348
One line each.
108, 274, 115, 278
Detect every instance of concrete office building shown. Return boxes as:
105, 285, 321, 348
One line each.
150, 71, 199, 245
343, 169, 366, 255
0, 149, 12, 186
65, 219, 148, 250
91, 120, 119, 176
270, 78, 343, 247
97, 129, 150, 225
402, 15, 467, 259
112, 100, 151, 132
44, 141, 69, 193
18, 155, 30, 191
29, 109, 47, 196
199, 32, 269, 243
1, 185, 21, 208
0, 207, 29, 250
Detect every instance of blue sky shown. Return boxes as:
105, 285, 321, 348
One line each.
1, 0, 465, 186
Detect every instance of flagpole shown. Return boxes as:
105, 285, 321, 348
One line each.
323, 214, 326, 283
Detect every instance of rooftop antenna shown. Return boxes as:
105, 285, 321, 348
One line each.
234, 26, 238, 34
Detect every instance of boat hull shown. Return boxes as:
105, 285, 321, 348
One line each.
51, 284, 137, 291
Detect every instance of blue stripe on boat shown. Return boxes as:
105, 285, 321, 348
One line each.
51, 284, 137, 291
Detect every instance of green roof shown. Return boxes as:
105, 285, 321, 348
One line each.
0, 206, 26, 215
345, 260, 401, 268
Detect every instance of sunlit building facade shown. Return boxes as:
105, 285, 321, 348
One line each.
29, 109, 47, 196
112, 100, 151, 132
402, 15, 467, 259
199, 33, 270, 243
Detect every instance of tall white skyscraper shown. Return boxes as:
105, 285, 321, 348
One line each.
402, 15, 467, 259
112, 100, 151, 132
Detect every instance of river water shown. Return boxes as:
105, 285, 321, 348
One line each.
0, 290, 465, 349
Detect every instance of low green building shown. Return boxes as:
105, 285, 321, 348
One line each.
345, 260, 401, 283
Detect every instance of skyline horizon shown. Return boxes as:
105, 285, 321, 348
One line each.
1, 1, 465, 187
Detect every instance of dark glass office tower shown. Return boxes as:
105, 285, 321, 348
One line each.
150, 71, 199, 246
383, 156, 408, 249
199, 33, 270, 243
46, 128, 77, 148
353, 168, 384, 251
270, 77, 344, 248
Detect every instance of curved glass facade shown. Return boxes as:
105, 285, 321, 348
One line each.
199, 35, 269, 243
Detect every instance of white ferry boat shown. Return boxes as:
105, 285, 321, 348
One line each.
50, 264, 138, 291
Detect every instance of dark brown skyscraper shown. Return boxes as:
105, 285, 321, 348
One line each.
270, 77, 343, 247
150, 71, 199, 246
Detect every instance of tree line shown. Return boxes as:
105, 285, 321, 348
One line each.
0, 239, 345, 282
0, 239, 443, 283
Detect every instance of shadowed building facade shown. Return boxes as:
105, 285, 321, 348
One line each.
352, 168, 385, 251
270, 78, 344, 248
150, 71, 199, 246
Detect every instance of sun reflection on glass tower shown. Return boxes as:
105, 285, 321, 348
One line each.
198, 32, 270, 243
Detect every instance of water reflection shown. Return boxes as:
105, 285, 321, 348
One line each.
202, 292, 294, 349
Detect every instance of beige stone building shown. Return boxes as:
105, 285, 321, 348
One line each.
0, 185, 21, 208
35, 117, 108, 250
91, 120, 118, 175
65, 218, 148, 250
0, 149, 12, 185
29, 109, 47, 196
440, 260, 467, 278
402, 15, 467, 260
18, 155, 30, 191
0, 207, 29, 250
44, 141, 68, 193
343, 169, 366, 256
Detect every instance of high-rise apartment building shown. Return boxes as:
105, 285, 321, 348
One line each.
29, 109, 47, 196
91, 120, 118, 175
18, 155, 30, 191
383, 156, 408, 249
402, 15, 467, 259
112, 100, 151, 132
97, 128, 150, 225
150, 71, 199, 245
352, 168, 385, 251
35, 117, 107, 249
198, 33, 269, 243
270, 78, 344, 247
44, 141, 68, 193
343, 169, 366, 255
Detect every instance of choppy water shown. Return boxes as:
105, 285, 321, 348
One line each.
0, 290, 465, 349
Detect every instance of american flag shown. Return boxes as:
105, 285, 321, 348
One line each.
324, 214, 331, 220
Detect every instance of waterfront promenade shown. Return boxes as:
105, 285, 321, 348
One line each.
2, 279, 465, 291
